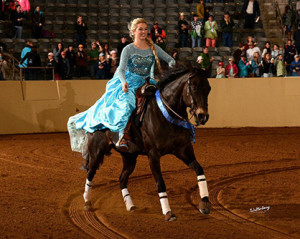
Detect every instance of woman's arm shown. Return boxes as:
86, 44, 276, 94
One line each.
154, 44, 175, 67
115, 45, 130, 85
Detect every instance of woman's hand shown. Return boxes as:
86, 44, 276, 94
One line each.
122, 82, 129, 92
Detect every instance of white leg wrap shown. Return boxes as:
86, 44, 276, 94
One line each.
122, 188, 135, 211
83, 179, 93, 203
159, 192, 171, 215
198, 175, 209, 198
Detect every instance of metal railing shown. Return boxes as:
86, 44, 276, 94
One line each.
275, 0, 286, 40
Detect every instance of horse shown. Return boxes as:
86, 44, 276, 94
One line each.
82, 65, 211, 221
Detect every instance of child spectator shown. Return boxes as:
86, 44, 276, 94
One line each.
204, 15, 218, 47
108, 50, 118, 78
190, 14, 202, 48
96, 53, 109, 79
225, 57, 238, 78
220, 12, 234, 48
11, 5, 24, 39
262, 53, 275, 77
32, 5, 45, 39
87, 42, 100, 78
76, 44, 87, 78
275, 54, 286, 77
216, 62, 225, 78
238, 54, 250, 77
271, 44, 282, 62
249, 56, 261, 77
290, 55, 300, 76
261, 41, 271, 58
46, 52, 57, 80
197, 46, 215, 76
75, 16, 88, 48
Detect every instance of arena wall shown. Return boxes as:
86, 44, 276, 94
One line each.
0, 77, 300, 134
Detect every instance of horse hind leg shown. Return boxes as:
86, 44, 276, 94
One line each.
119, 153, 137, 212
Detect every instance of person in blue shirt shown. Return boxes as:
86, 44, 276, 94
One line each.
290, 55, 300, 76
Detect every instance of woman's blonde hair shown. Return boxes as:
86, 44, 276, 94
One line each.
128, 18, 162, 71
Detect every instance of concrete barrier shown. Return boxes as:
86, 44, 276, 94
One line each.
0, 77, 299, 134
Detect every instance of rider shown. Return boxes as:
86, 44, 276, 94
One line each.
68, 18, 175, 152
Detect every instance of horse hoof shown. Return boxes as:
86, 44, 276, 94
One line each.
84, 201, 92, 211
129, 205, 136, 212
165, 211, 177, 222
199, 201, 211, 215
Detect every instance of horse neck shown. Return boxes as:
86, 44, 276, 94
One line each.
160, 75, 188, 117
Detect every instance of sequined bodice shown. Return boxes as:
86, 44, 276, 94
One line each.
127, 55, 155, 76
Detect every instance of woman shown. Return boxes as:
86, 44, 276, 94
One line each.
32, 5, 45, 39
204, 15, 218, 47
68, 18, 175, 151
53, 42, 64, 62
238, 54, 250, 78
261, 41, 271, 58
11, 5, 24, 39
225, 57, 238, 78
250, 56, 262, 77
271, 44, 282, 62
262, 53, 275, 77
190, 14, 202, 48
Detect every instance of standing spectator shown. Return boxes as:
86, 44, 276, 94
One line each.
108, 50, 118, 78
96, 53, 109, 79
262, 53, 275, 77
220, 12, 234, 47
66, 45, 76, 77
53, 42, 64, 62
284, 39, 296, 75
18, 0, 30, 15
293, 25, 300, 55
246, 42, 261, 61
271, 44, 282, 62
76, 44, 87, 78
19, 41, 33, 68
156, 36, 166, 51
0, 53, 9, 80
19, 46, 41, 80
249, 56, 261, 77
275, 54, 286, 77
233, 43, 245, 65
75, 16, 88, 48
58, 51, 71, 79
225, 57, 238, 78
196, 46, 215, 76
290, 55, 300, 76
282, 5, 294, 41
11, 5, 24, 39
46, 52, 57, 80
242, 0, 260, 29
204, 15, 218, 48
150, 21, 166, 43
196, 0, 205, 24
102, 43, 111, 60
117, 35, 129, 57
216, 62, 225, 78
238, 54, 250, 77
244, 35, 256, 51
190, 14, 202, 48
178, 12, 189, 47
261, 41, 271, 58
32, 5, 45, 39
87, 42, 100, 78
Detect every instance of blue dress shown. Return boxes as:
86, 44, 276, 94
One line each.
68, 43, 175, 153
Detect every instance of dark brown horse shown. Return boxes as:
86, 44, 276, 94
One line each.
83, 66, 211, 221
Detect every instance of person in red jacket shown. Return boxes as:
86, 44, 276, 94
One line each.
225, 57, 239, 78
150, 22, 166, 43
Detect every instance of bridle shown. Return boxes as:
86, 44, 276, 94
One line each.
159, 73, 199, 126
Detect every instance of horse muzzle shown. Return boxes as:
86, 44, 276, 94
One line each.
197, 113, 209, 125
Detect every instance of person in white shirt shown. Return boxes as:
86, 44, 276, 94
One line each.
246, 42, 261, 61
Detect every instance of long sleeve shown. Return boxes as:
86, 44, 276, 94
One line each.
115, 45, 130, 85
154, 44, 175, 68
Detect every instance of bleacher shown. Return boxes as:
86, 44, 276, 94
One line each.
0, 0, 267, 77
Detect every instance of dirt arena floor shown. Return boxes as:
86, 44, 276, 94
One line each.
0, 128, 299, 239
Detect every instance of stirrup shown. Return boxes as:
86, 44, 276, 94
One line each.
116, 138, 129, 151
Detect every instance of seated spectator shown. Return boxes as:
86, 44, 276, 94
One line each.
216, 62, 225, 78
46, 52, 57, 80
178, 12, 189, 47
204, 15, 218, 48
233, 43, 245, 65
11, 5, 24, 39
293, 24, 300, 55
225, 57, 238, 78
262, 41, 271, 58
282, 5, 294, 40
117, 35, 129, 57
196, 0, 205, 24
53, 42, 64, 63
284, 39, 296, 75
271, 44, 282, 62
275, 54, 286, 77
58, 51, 71, 79
31, 5, 45, 39
220, 12, 234, 48
0, 53, 9, 80
66, 45, 76, 77
150, 22, 166, 43
190, 14, 202, 48
246, 42, 261, 61
19, 41, 33, 68
19, 45, 41, 80
108, 50, 118, 78
249, 56, 262, 77
156, 36, 166, 51
76, 44, 87, 78
290, 54, 300, 76
75, 16, 88, 48
262, 53, 275, 77
196, 47, 214, 76
87, 42, 100, 78
238, 54, 250, 78
96, 53, 110, 79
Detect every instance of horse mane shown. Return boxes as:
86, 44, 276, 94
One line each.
157, 64, 190, 90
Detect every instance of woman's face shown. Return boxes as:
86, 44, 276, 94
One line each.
58, 43, 62, 49
36, 6, 40, 12
78, 16, 83, 22
104, 44, 108, 50
208, 16, 213, 22
266, 54, 271, 60
274, 45, 278, 50
266, 43, 270, 48
99, 55, 105, 61
133, 23, 148, 40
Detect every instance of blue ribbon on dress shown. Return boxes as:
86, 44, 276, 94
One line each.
155, 90, 196, 143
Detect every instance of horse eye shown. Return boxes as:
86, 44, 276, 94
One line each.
192, 86, 197, 92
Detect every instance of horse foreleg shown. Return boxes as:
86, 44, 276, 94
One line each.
175, 144, 211, 215
149, 151, 176, 221
119, 153, 137, 212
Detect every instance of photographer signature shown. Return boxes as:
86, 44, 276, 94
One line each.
249, 206, 270, 213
